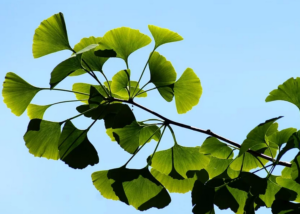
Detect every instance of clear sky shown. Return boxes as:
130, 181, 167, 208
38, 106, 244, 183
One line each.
1, 1, 300, 214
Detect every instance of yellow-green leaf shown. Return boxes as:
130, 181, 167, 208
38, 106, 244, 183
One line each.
95, 27, 151, 61
27, 104, 51, 119
2, 72, 42, 116
33, 12, 71, 58
24, 119, 60, 160
174, 68, 202, 114
71, 36, 108, 76
148, 25, 183, 48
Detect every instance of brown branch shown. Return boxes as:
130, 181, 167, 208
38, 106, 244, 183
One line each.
112, 98, 291, 168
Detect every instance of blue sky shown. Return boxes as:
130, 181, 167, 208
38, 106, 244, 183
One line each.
1, 1, 300, 213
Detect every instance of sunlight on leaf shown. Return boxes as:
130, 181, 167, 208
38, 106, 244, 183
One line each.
50, 55, 82, 88
33, 12, 71, 58
149, 51, 177, 102
72, 83, 108, 103
95, 27, 151, 61
27, 104, 51, 119
24, 119, 60, 160
92, 166, 171, 210
148, 25, 183, 48
111, 69, 130, 94
200, 137, 234, 159
2, 72, 42, 116
174, 68, 202, 114
266, 77, 300, 110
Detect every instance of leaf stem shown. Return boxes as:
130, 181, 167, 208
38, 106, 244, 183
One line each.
148, 125, 167, 166
51, 99, 88, 106
124, 124, 165, 166
132, 48, 156, 97
42, 88, 89, 96
167, 125, 178, 145
59, 105, 99, 125
110, 97, 292, 167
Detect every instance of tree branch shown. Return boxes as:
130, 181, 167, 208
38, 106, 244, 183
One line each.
112, 97, 292, 167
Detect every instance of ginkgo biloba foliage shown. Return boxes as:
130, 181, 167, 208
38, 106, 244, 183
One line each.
3, 12, 300, 214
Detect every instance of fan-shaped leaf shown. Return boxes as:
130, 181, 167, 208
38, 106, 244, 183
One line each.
111, 69, 130, 93
192, 179, 215, 214
2, 72, 42, 116
50, 55, 82, 88
92, 166, 171, 210
272, 199, 300, 214
33, 12, 71, 58
148, 25, 183, 48
174, 68, 202, 114
206, 157, 232, 178
266, 77, 300, 110
106, 121, 160, 154
72, 83, 108, 103
59, 121, 98, 169
95, 27, 151, 61
200, 137, 234, 159
149, 51, 177, 102
106, 80, 147, 99
23, 119, 60, 160
150, 144, 209, 193
268, 127, 296, 147
239, 117, 282, 156
27, 104, 51, 119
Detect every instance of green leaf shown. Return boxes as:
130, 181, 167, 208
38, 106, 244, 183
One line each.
111, 69, 130, 94
106, 121, 160, 154
92, 166, 171, 210
27, 104, 51, 119
106, 80, 147, 99
23, 119, 60, 160
95, 27, 151, 61
77, 103, 136, 129
239, 117, 282, 156
148, 51, 177, 102
266, 77, 300, 110
199, 137, 234, 159
205, 157, 232, 178
150, 144, 210, 193
268, 127, 297, 147
50, 55, 82, 88
192, 179, 215, 214
174, 68, 202, 114
277, 133, 300, 165
88, 86, 105, 105
72, 83, 108, 103
2, 72, 42, 116
71, 36, 108, 76
94, 49, 117, 58
148, 25, 183, 48
33, 12, 71, 58
58, 121, 99, 169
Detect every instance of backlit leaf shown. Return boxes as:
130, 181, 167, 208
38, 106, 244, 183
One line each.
148, 25, 183, 48
266, 77, 300, 110
92, 166, 171, 210
72, 83, 108, 103
95, 27, 151, 61
33, 12, 71, 58
50, 54, 82, 88
27, 104, 51, 119
174, 68, 202, 114
111, 69, 130, 94
24, 119, 60, 160
149, 51, 177, 102
2, 72, 42, 116
59, 121, 98, 169
199, 137, 234, 159
71, 37, 105, 75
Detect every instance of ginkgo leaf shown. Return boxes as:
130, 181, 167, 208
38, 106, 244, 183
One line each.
88, 86, 105, 104
148, 51, 177, 102
174, 68, 202, 114
33, 12, 71, 58
24, 119, 61, 160
27, 104, 51, 119
95, 27, 151, 61
111, 69, 130, 93
148, 25, 183, 48
106, 80, 147, 99
239, 117, 282, 156
106, 121, 161, 154
266, 77, 300, 110
149, 144, 210, 193
77, 103, 136, 129
272, 199, 300, 214
267, 127, 297, 147
59, 121, 99, 169
2, 72, 42, 116
205, 157, 232, 178
71, 36, 108, 76
92, 166, 171, 210
50, 55, 82, 88
72, 83, 108, 103
276, 132, 300, 163
192, 179, 215, 214
199, 137, 234, 159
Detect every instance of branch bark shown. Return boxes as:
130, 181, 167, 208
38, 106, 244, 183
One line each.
112, 98, 291, 168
